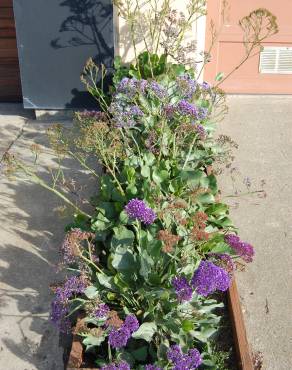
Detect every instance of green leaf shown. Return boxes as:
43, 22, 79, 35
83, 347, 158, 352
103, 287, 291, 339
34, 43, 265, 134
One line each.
132, 322, 157, 342
182, 320, 194, 332
153, 169, 169, 184
215, 72, 224, 81
131, 346, 148, 361
97, 273, 116, 290
111, 226, 135, 249
83, 334, 105, 348
84, 286, 98, 299
141, 165, 150, 178
112, 246, 136, 272
139, 250, 154, 279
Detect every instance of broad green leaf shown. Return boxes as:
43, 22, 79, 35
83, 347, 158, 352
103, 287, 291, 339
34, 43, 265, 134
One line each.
132, 322, 157, 342
111, 226, 135, 249
153, 169, 169, 184
83, 334, 105, 348
84, 286, 98, 299
131, 346, 148, 361
97, 273, 116, 290
112, 246, 136, 272
182, 320, 194, 332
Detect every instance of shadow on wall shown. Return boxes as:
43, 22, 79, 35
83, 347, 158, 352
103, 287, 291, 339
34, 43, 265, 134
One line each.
0, 121, 99, 368
51, 0, 114, 108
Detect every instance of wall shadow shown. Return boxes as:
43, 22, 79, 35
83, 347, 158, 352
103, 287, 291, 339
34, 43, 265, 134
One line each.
50, 0, 114, 109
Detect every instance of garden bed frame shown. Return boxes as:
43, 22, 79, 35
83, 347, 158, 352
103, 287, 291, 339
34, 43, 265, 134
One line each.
66, 278, 254, 370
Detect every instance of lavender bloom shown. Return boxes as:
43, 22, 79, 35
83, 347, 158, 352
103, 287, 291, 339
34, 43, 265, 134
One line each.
224, 234, 255, 263
167, 345, 202, 370
148, 81, 167, 98
95, 303, 110, 319
108, 327, 131, 348
101, 361, 130, 370
145, 365, 162, 370
176, 74, 197, 98
109, 101, 144, 128
108, 314, 139, 349
198, 107, 208, 120
124, 314, 139, 333
50, 276, 86, 332
172, 276, 193, 302
177, 100, 198, 118
191, 260, 230, 296
116, 77, 148, 98
201, 81, 210, 90
125, 199, 156, 225
117, 77, 138, 98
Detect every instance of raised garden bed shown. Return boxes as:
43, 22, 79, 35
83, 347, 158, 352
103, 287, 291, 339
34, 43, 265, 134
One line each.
66, 279, 253, 370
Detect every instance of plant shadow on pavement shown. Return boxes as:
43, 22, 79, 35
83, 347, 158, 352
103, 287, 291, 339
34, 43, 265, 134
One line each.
0, 121, 99, 369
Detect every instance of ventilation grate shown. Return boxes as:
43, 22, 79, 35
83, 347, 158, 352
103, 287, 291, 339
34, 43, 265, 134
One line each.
259, 47, 292, 74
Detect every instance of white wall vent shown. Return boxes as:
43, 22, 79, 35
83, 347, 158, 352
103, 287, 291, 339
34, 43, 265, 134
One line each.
259, 47, 292, 74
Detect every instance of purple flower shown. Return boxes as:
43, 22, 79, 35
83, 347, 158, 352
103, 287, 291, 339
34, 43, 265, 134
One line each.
191, 260, 230, 296
50, 276, 86, 332
125, 199, 156, 225
201, 81, 210, 90
124, 314, 139, 333
101, 361, 130, 370
145, 365, 162, 370
108, 327, 131, 348
167, 345, 202, 370
95, 303, 110, 319
172, 276, 193, 302
224, 234, 255, 263
148, 81, 167, 98
108, 314, 139, 349
198, 107, 208, 120
176, 74, 197, 98
109, 101, 143, 128
177, 100, 199, 118
195, 124, 206, 138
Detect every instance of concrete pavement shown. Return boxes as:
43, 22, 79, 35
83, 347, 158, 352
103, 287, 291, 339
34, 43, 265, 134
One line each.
0, 104, 97, 370
219, 96, 292, 370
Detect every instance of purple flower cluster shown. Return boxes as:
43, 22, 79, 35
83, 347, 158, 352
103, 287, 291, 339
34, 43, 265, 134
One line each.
50, 276, 86, 332
172, 276, 193, 302
176, 74, 197, 98
101, 361, 130, 370
148, 81, 167, 98
167, 345, 202, 370
191, 260, 230, 297
177, 100, 199, 118
224, 234, 255, 262
95, 303, 110, 319
108, 314, 139, 348
125, 199, 156, 225
109, 101, 143, 128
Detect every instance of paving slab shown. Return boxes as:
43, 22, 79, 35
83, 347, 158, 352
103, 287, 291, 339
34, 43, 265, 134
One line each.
219, 96, 292, 370
0, 104, 98, 370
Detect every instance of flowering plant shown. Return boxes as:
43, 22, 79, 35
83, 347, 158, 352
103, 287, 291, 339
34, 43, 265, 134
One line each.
3, 1, 278, 369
